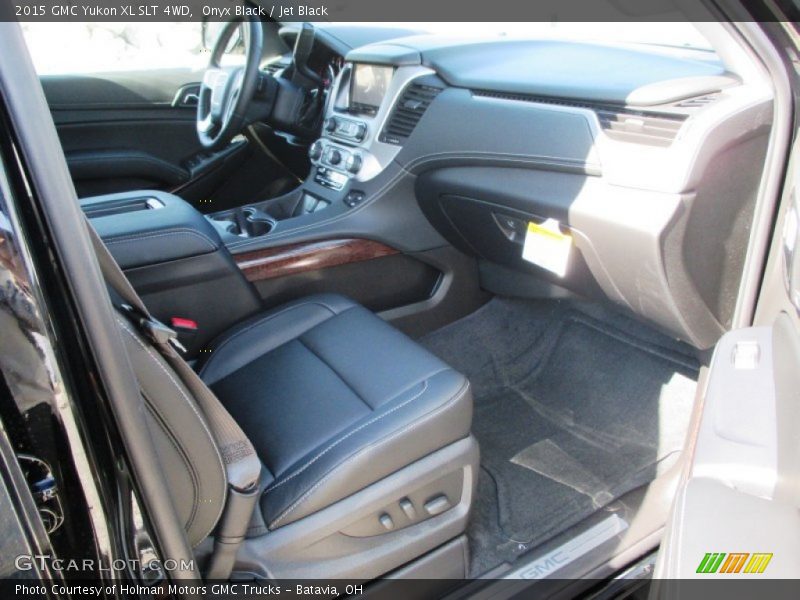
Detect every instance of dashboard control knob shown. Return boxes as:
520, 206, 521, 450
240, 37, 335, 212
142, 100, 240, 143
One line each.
355, 122, 367, 141
324, 118, 337, 134
328, 149, 342, 165
308, 140, 323, 161
345, 153, 363, 174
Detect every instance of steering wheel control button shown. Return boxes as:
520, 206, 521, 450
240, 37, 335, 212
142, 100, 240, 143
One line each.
379, 513, 394, 531
345, 153, 363, 174
345, 191, 366, 208
423, 495, 451, 516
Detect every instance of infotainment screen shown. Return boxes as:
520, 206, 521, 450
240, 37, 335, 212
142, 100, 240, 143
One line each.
350, 64, 394, 113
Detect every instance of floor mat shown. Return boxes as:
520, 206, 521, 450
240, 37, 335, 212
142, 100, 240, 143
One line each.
421, 298, 699, 576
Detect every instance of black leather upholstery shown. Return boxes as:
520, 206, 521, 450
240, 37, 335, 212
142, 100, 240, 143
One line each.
197, 294, 473, 530
81, 190, 221, 269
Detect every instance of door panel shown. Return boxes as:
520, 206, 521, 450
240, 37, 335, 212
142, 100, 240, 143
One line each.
40, 68, 298, 207
42, 69, 206, 197
656, 140, 800, 580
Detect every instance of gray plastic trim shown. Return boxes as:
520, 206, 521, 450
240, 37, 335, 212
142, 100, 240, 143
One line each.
313, 64, 435, 183
346, 37, 732, 107
656, 321, 800, 578
345, 43, 423, 66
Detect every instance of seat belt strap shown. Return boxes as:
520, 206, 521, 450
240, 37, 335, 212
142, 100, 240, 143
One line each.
85, 218, 260, 579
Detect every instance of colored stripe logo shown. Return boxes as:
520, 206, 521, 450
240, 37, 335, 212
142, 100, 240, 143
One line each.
696, 552, 773, 574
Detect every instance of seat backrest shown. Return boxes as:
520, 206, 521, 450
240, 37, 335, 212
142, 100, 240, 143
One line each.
115, 311, 227, 546
85, 216, 260, 549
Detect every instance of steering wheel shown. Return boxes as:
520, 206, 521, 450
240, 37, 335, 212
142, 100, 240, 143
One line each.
197, 18, 263, 150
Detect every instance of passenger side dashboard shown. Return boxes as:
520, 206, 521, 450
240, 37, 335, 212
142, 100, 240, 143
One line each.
311, 35, 773, 349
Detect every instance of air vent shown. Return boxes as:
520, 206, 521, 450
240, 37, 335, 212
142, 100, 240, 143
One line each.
676, 93, 719, 108
380, 83, 442, 145
595, 110, 685, 147
472, 89, 687, 147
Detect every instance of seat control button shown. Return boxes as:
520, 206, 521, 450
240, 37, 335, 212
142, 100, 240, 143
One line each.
423, 495, 450, 516
399, 498, 416, 520
379, 513, 394, 530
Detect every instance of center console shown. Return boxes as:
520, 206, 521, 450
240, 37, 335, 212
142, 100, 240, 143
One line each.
204, 60, 438, 244
83, 58, 445, 353
82, 190, 262, 357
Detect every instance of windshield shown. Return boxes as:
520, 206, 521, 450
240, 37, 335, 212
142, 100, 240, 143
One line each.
365, 22, 713, 52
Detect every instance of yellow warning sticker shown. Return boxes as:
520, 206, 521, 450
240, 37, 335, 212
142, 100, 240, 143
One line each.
522, 219, 572, 277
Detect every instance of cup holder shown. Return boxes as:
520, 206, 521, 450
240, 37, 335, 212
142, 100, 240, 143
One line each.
210, 213, 242, 236
245, 218, 273, 237
208, 206, 278, 239
242, 207, 276, 238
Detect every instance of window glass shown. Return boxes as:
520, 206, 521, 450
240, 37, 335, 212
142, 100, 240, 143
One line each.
21, 22, 208, 75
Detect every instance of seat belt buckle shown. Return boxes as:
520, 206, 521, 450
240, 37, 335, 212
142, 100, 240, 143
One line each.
170, 317, 198, 352
171, 317, 198, 331
121, 304, 187, 354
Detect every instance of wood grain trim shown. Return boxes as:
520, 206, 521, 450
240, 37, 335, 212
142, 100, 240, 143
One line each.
234, 238, 399, 282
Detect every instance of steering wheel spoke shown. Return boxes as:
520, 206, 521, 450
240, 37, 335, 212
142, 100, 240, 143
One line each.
196, 19, 262, 150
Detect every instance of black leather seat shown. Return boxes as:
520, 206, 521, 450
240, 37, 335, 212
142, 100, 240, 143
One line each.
196, 294, 473, 532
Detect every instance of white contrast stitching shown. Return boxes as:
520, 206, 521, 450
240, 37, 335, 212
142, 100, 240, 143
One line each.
198, 300, 348, 378
115, 317, 227, 537
105, 228, 218, 250
264, 380, 431, 495
269, 379, 470, 528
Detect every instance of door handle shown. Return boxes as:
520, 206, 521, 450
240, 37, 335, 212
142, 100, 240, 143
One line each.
172, 84, 201, 108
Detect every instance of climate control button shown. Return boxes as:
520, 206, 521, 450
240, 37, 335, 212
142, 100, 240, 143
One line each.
328, 149, 342, 165
308, 140, 323, 161
345, 153, 362, 174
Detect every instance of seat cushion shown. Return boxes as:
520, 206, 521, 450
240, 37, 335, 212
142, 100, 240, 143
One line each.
197, 294, 472, 530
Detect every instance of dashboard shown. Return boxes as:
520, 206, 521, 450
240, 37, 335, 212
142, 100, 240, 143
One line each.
265, 26, 774, 351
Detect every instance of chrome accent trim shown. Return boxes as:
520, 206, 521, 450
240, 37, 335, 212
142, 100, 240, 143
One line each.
311, 64, 435, 183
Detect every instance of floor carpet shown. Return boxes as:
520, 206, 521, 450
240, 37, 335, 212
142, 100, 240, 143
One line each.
421, 298, 699, 576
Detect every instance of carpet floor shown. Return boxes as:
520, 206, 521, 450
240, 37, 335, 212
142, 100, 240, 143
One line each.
421, 298, 699, 576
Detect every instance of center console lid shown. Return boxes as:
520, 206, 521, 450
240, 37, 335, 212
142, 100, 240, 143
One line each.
80, 189, 261, 358
81, 190, 223, 269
